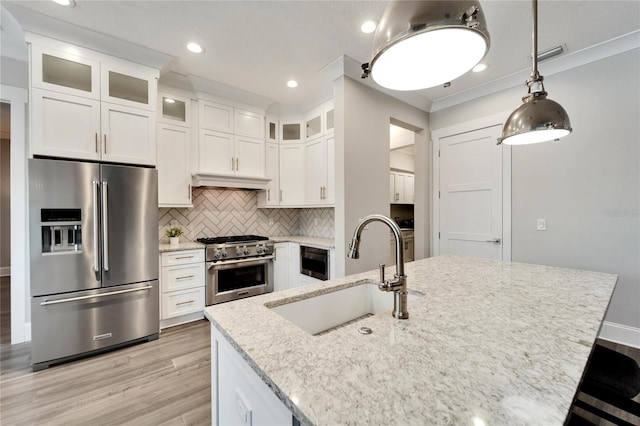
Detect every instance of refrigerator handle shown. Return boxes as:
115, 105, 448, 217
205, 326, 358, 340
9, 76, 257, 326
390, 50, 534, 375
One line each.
102, 180, 109, 271
92, 180, 100, 272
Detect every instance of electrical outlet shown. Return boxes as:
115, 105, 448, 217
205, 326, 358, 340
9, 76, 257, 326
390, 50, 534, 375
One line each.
313, 218, 319, 226
268, 217, 274, 226
537, 219, 547, 231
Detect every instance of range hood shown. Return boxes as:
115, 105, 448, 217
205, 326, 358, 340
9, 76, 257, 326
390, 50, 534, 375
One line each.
191, 172, 271, 190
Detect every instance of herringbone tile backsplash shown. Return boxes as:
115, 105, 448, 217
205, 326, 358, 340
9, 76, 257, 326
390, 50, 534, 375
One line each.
159, 188, 334, 242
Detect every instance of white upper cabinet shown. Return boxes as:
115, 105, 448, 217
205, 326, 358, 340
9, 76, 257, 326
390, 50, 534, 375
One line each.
279, 144, 305, 205
199, 100, 234, 134
257, 142, 279, 207
304, 106, 323, 140
280, 117, 303, 144
235, 109, 264, 139
157, 123, 192, 207
304, 135, 334, 206
28, 34, 159, 165
196, 98, 266, 178
266, 115, 278, 143
157, 88, 193, 207
325, 102, 335, 134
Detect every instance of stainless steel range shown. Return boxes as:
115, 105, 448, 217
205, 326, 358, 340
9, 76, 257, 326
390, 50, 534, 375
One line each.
197, 235, 274, 305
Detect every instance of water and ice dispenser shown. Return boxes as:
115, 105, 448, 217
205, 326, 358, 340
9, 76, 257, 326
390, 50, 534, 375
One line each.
40, 208, 83, 253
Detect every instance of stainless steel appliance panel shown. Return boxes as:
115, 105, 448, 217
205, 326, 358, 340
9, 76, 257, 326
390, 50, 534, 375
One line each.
100, 164, 158, 287
206, 257, 273, 305
29, 158, 101, 296
300, 246, 329, 281
31, 281, 159, 367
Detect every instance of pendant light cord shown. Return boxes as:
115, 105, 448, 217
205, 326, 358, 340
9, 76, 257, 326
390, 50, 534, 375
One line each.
531, 0, 539, 80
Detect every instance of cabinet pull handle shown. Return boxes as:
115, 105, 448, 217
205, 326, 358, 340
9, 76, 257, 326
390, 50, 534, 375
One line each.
231, 158, 235, 171
103, 135, 107, 154
267, 189, 270, 201
320, 187, 323, 199
95, 133, 98, 153
175, 255, 194, 260
175, 275, 195, 280
236, 158, 239, 171
188, 184, 191, 198
280, 189, 283, 202
175, 300, 195, 306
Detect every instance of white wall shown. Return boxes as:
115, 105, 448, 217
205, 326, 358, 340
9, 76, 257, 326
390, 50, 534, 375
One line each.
390, 149, 415, 172
431, 49, 640, 334
334, 77, 429, 277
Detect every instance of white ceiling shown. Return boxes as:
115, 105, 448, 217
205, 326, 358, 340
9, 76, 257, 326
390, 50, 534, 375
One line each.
3, 1, 639, 113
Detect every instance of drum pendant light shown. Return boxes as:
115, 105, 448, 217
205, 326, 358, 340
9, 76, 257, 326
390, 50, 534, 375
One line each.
361, 0, 490, 91
499, 0, 572, 145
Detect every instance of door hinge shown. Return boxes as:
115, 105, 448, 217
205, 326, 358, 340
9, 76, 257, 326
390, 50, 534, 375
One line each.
438, 191, 440, 199
438, 232, 440, 239
438, 150, 440, 157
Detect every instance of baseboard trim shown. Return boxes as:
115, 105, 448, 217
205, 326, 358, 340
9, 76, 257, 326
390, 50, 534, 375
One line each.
598, 321, 640, 349
0, 266, 10, 277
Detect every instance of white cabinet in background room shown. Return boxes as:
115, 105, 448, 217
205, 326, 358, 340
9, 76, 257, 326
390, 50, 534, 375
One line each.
257, 142, 279, 207
390, 171, 414, 204
160, 249, 205, 329
28, 34, 158, 165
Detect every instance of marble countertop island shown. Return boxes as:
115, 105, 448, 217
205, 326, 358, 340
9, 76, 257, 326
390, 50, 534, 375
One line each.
204, 254, 617, 425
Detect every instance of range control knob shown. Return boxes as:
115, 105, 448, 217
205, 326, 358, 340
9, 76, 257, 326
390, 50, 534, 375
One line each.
256, 246, 265, 255
221, 250, 228, 258
243, 248, 251, 255
213, 250, 222, 260
235, 247, 245, 256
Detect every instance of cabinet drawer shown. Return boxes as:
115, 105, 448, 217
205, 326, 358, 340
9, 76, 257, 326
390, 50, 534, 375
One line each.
161, 249, 204, 266
161, 263, 204, 293
162, 287, 205, 319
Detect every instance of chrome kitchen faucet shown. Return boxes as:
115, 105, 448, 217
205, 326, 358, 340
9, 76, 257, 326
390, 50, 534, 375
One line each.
347, 214, 409, 319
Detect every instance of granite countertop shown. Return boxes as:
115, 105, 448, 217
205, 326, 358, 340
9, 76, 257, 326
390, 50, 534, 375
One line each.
270, 235, 335, 249
204, 254, 618, 425
158, 241, 205, 252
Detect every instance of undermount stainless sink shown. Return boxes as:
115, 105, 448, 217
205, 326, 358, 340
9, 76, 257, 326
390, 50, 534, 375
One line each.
269, 282, 423, 336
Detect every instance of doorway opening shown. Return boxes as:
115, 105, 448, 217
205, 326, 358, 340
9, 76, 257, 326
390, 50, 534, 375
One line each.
1, 101, 11, 344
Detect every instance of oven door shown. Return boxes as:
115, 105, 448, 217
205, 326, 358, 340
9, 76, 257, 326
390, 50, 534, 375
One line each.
206, 256, 274, 305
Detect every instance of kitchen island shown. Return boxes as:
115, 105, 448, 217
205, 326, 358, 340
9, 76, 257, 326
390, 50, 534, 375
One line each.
204, 254, 617, 425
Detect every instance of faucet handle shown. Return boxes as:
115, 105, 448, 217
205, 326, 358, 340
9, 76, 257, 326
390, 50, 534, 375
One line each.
379, 263, 385, 283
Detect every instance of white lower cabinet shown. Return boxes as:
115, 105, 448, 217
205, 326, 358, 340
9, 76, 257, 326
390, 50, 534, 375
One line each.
273, 242, 300, 291
212, 325, 292, 426
160, 249, 205, 329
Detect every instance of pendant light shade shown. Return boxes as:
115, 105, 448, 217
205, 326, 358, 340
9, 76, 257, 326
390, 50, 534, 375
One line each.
361, 0, 490, 91
500, 0, 572, 145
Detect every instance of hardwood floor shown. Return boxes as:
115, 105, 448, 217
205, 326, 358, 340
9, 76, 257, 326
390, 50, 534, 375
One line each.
0, 320, 211, 426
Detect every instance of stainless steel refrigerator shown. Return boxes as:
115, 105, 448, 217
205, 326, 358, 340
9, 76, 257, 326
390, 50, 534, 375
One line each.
29, 158, 159, 370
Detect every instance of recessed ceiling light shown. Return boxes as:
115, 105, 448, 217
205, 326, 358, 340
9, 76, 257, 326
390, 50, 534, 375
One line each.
287, 80, 298, 88
52, 0, 75, 6
187, 42, 204, 54
472, 63, 488, 72
360, 20, 377, 34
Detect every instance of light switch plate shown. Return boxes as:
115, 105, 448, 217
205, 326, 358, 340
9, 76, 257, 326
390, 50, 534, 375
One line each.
537, 219, 547, 231
268, 217, 274, 226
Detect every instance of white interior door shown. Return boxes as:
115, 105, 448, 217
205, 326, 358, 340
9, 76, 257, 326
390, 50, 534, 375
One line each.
438, 124, 506, 260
